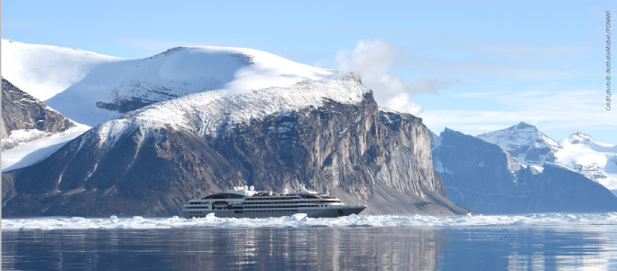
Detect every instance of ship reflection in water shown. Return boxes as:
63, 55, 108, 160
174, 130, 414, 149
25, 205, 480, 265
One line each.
3, 226, 617, 270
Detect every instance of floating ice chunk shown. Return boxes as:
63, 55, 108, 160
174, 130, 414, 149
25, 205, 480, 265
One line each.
291, 213, 308, 221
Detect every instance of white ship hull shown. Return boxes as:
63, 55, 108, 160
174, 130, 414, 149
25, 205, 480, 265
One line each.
183, 205, 366, 219
183, 183, 366, 218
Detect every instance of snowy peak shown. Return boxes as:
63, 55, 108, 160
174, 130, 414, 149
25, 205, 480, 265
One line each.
557, 133, 617, 192
566, 132, 617, 152
567, 132, 594, 144
138, 45, 312, 89
477, 123, 617, 194
477, 122, 561, 166
513, 121, 534, 130
3, 40, 338, 127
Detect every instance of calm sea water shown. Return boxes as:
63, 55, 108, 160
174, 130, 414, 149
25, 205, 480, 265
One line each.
3, 215, 617, 270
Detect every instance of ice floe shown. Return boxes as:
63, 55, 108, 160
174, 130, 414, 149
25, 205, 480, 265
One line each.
3, 212, 617, 231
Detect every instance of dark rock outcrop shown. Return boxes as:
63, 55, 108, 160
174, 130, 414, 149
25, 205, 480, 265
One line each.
1, 78, 75, 149
2, 93, 468, 217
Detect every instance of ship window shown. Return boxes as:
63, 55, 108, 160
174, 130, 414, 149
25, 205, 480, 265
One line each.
204, 193, 244, 199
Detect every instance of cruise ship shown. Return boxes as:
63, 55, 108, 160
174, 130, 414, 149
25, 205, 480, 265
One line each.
182, 181, 367, 218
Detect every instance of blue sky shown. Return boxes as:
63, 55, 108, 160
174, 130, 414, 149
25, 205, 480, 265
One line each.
3, 0, 616, 144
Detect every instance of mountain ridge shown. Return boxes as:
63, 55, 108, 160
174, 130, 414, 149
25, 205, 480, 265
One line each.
477, 122, 617, 194
433, 128, 617, 214
1, 40, 468, 217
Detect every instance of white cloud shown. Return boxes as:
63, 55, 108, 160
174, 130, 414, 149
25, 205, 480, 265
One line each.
335, 40, 456, 115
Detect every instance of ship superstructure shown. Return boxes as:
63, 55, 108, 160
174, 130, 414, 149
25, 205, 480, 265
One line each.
183, 181, 366, 218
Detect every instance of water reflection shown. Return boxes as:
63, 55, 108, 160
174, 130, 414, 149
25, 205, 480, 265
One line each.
437, 226, 617, 271
162, 227, 444, 270
3, 226, 617, 270
3, 227, 442, 270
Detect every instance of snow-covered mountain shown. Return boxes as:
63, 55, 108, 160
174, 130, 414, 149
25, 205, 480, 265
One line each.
2, 40, 467, 217
557, 132, 617, 194
433, 128, 617, 214
2, 39, 335, 127
478, 122, 617, 195
1, 39, 338, 171
477, 122, 561, 166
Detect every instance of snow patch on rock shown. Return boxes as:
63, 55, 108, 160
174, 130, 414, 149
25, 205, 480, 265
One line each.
2, 124, 91, 172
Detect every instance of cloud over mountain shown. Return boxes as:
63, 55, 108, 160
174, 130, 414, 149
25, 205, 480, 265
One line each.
336, 39, 455, 115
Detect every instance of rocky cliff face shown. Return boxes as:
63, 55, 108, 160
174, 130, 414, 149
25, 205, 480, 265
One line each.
1, 78, 75, 149
2, 91, 468, 217
433, 129, 617, 214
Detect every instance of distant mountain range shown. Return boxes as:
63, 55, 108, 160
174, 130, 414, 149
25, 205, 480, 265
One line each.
433, 123, 617, 214
1, 39, 467, 217
478, 122, 617, 196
